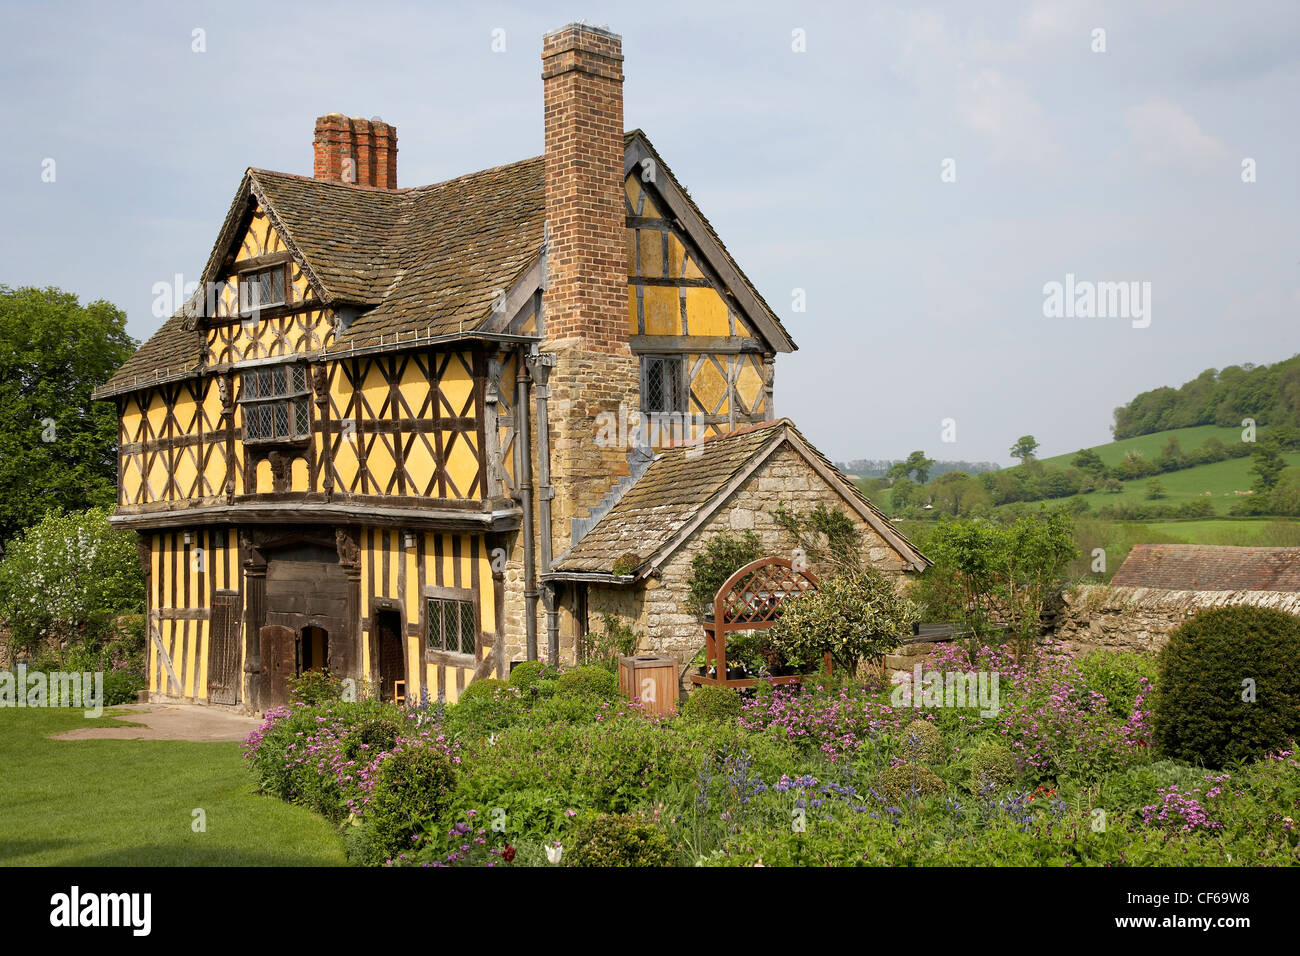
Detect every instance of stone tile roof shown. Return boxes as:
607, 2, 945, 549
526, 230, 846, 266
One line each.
98, 130, 793, 397
550, 418, 927, 576
1111, 544, 1300, 592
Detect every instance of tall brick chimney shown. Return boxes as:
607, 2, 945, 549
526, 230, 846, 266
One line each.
540, 23, 639, 558
313, 114, 397, 188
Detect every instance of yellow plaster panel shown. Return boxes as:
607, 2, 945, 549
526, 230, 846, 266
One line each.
642, 287, 680, 336
255, 458, 272, 494
626, 288, 639, 335
683, 254, 705, 281
145, 392, 168, 437
444, 435, 478, 497
637, 228, 663, 278
684, 287, 731, 337
736, 359, 764, 412
691, 358, 728, 414
439, 356, 473, 412
624, 176, 641, 211
290, 456, 309, 492
667, 233, 686, 278
640, 191, 661, 219
625, 229, 638, 275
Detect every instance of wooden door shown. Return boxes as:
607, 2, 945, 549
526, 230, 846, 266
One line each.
260, 624, 296, 709
208, 592, 242, 706
376, 613, 405, 702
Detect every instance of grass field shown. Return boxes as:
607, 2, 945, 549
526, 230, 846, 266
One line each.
1035, 423, 1257, 470
860, 422, 1298, 519
0, 707, 345, 866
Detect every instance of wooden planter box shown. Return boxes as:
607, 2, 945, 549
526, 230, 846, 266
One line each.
618, 656, 678, 716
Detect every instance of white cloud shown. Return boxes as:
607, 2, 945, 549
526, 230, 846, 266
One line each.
1125, 97, 1231, 172
959, 69, 1063, 167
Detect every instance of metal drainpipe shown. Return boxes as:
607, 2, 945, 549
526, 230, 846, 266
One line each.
516, 354, 538, 661
528, 350, 560, 664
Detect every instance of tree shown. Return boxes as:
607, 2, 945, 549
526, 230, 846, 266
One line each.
0, 507, 144, 655
890, 477, 917, 512
1145, 478, 1166, 500
1072, 448, 1105, 475
918, 510, 1076, 652
1009, 435, 1040, 464
1248, 440, 1286, 493
929, 471, 990, 516
902, 450, 935, 484
0, 286, 136, 542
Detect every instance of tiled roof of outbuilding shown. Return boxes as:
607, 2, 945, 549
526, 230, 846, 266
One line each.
1111, 544, 1300, 592
550, 419, 928, 576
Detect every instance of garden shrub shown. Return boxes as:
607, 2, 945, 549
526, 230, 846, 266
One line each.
1076, 649, 1157, 720
688, 530, 762, 618
508, 660, 558, 695
877, 762, 947, 804
458, 677, 510, 705
1096, 759, 1211, 817
565, 813, 674, 867
287, 669, 345, 706
556, 666, 620, 701
681, 685, 742, 722
365, 741, 458, 862
1153, 606, 1300, 767
968, 738, 1017, 794
901, 719, 944, 763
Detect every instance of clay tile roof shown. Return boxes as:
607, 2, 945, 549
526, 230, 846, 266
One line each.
96, 131, 793, 396
1111, 544, 1300, 592
551, 419, 927, 576
251, 157, 546, 346
551, 421, 785, 574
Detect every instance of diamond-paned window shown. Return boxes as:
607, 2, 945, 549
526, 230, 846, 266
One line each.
427, 597, 477, 656
240, 362, 311, 443
641, 355, 685, 415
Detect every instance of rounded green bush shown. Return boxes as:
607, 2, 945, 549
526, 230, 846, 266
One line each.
901, 719, 944, 763
878, 762, 947, 804
681, 685, 742, 722
366, 742, 457, 862
457, 678, 510, 705
1153, 606, 1300, 767
509, 660, 559, 695
566, 813, 674, 867
967, 738, 1017, 794
556, 666, 620, 700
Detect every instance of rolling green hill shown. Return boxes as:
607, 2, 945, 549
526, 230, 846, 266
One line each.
1035, 424, 1250, 471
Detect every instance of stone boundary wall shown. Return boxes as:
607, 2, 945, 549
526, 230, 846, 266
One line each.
1054, 584, 1300, 654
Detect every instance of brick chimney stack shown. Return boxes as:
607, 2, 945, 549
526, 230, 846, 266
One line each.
313, 114, 398, 188
540, 23, 639, 559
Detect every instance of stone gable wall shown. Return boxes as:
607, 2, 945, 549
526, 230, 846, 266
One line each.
586, 445, 912, 691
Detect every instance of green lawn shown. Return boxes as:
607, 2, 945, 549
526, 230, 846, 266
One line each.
0, 707, 345, 866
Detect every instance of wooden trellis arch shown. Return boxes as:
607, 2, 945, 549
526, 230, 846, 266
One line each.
689, 556, 831, 689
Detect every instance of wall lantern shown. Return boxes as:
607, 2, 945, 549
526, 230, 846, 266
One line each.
403, 531, 416, 550
183, 530, 193, 546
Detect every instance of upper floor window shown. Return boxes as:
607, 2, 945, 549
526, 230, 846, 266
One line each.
240, 362, 311, 443
239, 265, 287, 314
641, 355, 686, 415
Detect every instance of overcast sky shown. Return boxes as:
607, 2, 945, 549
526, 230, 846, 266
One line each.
1, 0, 1296, 465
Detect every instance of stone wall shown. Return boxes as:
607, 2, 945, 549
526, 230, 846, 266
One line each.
1054, 584, 1300, 653
586, 444, 913, 691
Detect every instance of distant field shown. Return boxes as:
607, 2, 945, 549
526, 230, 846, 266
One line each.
1072, 452, 1300, 515
1036, 423, 1256, 470
855, 422, 1296, 519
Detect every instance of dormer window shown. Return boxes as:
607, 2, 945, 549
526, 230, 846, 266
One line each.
240, 362, 311, 443
238, 265, 287, 315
